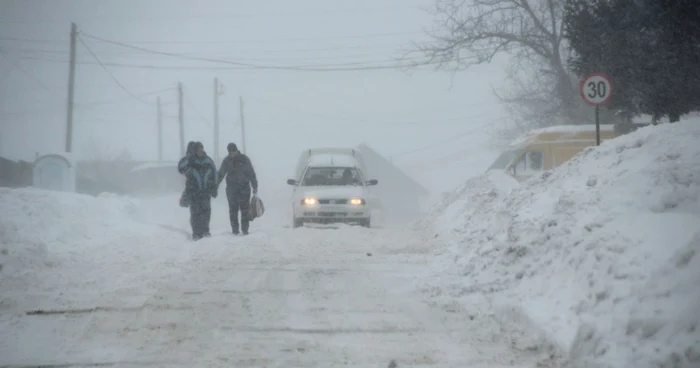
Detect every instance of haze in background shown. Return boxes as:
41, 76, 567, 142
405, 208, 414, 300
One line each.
0, 0, 510, 199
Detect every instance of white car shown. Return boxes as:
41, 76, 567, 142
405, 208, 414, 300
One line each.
287, 158, 378, 228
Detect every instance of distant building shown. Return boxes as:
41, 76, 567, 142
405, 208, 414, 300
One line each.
76, 160, 182, 196
356, 143, 429, 224
33, 153, 76, 192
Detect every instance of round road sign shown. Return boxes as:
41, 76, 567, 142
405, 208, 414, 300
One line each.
580, 73, 613, 106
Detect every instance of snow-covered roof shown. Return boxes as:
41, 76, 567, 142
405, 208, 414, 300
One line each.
307, 154, 359, 167
130, 161, 178, 172
510, 124, 616, 147
35, 152, 77, 165
529, 124, 616, 134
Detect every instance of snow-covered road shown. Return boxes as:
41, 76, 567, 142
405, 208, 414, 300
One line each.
0, 191, 563, 367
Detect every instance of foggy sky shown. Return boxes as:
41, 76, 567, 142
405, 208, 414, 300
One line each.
0, 0, 510, 195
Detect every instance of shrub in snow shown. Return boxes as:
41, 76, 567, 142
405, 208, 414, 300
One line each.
426, 120, 700, 368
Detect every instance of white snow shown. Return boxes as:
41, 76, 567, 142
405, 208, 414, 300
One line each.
421, 118, 700, 368
0, 185, 559, 367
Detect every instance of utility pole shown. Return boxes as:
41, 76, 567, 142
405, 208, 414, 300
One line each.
65, 22, 78, 153
239, 96, 246, 154
178, 82, 185, 157
157, 96, 163, 161
213, 78, 223, 162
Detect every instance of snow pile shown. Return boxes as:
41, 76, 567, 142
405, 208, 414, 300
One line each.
0, 187, 153, 278
425, 120, 700, 368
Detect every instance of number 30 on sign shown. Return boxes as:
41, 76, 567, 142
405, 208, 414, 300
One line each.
580, 73, 613, 106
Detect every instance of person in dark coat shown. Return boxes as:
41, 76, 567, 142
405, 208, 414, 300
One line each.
179, 141, 197, 208
217, 143, 258, 235
178, 141, 218, 240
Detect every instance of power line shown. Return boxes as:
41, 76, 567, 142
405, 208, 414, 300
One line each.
3, 44, 413, 62
247, 96, 504, 127
0, 31, 422, 45
15, 63, 51, 91
389, 117, 505, 158
182, 93, 212, 127
401, 147, 484, 170
77, 35, 157, 106
0, 88, 175, 116
79, 32, 438, 72
0, 7, 421, 25
18, 55, 439, 72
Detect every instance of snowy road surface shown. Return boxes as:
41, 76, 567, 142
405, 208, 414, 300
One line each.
1, 194, 560, 368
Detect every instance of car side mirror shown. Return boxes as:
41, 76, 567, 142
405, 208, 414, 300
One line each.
287, 179, 297, 185
366, 179, 378, 186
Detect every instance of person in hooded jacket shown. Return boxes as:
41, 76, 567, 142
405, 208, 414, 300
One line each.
217, 143, 258, 235
179, 141, 197, 208
178, 141, 218, 240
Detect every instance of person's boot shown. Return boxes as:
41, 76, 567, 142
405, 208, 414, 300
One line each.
241, 217, 249, 235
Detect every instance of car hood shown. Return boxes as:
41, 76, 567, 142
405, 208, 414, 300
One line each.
297, 185, 366, 199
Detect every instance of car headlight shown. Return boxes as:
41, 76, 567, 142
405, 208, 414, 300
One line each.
302, 197, 318, 205
349, 198, 365, 205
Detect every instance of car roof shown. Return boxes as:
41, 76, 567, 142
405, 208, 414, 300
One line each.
307, 154, 358, 167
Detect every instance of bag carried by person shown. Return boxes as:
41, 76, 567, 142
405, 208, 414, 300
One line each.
248, 195, 265, 221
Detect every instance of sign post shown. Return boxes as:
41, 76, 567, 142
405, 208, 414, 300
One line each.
580, 73, 614, 145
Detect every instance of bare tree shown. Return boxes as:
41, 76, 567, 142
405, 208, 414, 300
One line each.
413, 0, 618, 145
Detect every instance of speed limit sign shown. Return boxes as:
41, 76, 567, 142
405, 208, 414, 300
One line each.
580, 73, 613, 106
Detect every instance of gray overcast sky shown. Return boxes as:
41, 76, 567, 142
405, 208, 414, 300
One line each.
0, 0, 510, 194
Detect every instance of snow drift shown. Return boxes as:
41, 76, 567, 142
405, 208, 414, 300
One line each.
0, 188, 165, 279
423, 119, 700, 368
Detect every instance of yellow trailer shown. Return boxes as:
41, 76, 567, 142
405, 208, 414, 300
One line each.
487, 125, 620, 181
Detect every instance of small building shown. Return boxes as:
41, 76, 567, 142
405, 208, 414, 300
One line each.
33, 153, 76, 192
76, 160, 183, 196
356, 143, 429, 224
129, 161, 183, 194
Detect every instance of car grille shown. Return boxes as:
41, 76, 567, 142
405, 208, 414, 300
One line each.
318, 199, 348, 204
317, 212, 347, 217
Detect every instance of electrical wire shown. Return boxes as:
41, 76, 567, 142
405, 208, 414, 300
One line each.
77, 35, 158, 106
182, 93, 212, 127
3, 45, 414, 63
401, 147, 484, 171
18, 55, 440, 72
0, 88, 175, 116
388, 116, 504, 158
79, 32, 438, 72
0, 31, 423, 45
247, 96, 504, 127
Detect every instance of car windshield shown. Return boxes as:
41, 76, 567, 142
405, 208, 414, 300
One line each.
301, 167, 363, 186
487, 150, 522, 170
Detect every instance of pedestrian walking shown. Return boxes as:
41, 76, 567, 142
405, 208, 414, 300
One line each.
178, 141, 218, 240
217, 143, 258, 235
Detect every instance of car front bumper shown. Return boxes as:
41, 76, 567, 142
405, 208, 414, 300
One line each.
294, 205, 370, 223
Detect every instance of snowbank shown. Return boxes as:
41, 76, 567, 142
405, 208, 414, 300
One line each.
0, 187, 154, 278
424, 120, 700, 368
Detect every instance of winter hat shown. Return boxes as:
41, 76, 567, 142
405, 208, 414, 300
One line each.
186, 141, 196, 155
